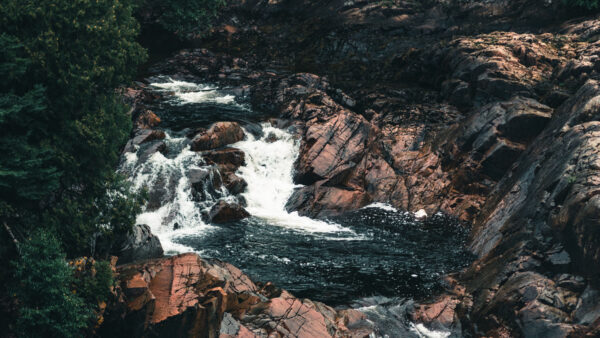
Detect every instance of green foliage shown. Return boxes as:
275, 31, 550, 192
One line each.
0, 0, 147, 256
73, 260, 115, 305
11, 230, 93, 338
0, 34, 60, 204
140, 0, 226, 37
563, 0, 600, 9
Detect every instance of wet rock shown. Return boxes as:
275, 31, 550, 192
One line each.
191, 122, 245, 151
208, 201, 250, 223
222, 172, 247, 195
265, 132, 278, 143
203, 148, 246, 172
412, 295, 461, 334
100, 253, 372, 337
188, 167, 223, 201
135, 109, 161, 130
123, 128, 166, 153
137, 141, 167, 162
113, 224, 164, 265
286, 184, 370, 218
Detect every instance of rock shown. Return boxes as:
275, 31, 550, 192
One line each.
188, 167, 223, 201
113, 224, 164, 265
412, 295, 461, 333
459, 80, 600, 336
137, 141, 167, 162
480, 139, 523, 180
286, 184, 371, 218
123, 128, 166, 153
208, 201, 250, 223
202, 148, 246, 172
99, 253, 373, 337
222, 172, 247, 195
293, 111, 372, 186
191, 122, 245, 151
135, 109, 161, 130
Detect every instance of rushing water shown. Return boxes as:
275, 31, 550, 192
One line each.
118, 77, 473, 337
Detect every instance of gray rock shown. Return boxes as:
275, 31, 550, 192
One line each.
115, 224, 163, 265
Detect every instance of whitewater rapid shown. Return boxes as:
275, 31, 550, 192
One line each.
233, 124, 353, 234
119, 78, 358, 253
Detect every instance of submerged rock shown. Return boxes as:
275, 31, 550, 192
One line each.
99, 253, 371, 337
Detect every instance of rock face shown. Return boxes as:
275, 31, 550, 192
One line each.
113, 224, 164, 265
456, 80, 600, 336
100, 253, 372, 337
191, 122, 245, 151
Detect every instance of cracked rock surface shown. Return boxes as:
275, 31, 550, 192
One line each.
99, 253, 372, 337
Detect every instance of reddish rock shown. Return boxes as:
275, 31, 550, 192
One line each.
208, 201, 250, 223
135, 109, 161, 130
412, 295, 460, 332
191, 122, 245, 151
100, 253, 373, 337
203, 148, 246, 172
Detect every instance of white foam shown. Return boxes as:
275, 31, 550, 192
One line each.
362, 202, 399, 212
233, 124, 358, 235
119, 133, 218, 255
414, 209, 428, 220
149, 77, 236, 105
409, 323, 451, 338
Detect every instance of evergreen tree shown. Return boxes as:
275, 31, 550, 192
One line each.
0, 0, 146, 256
11, 230, 92, 338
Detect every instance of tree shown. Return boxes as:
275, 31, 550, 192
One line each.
0, 0, 147, 256
11, 230, 92, 338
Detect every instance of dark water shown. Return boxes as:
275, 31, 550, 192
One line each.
178, 209, 472, 306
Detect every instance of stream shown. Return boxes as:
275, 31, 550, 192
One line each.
118, 77, 473, 337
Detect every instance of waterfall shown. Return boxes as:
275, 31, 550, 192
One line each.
119, 133, 219, 254
233, 124, 356, 234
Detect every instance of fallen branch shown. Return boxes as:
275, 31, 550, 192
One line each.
3, 222, 21, 256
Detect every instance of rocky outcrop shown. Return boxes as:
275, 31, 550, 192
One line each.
208, 201, 250, 224
100, 253, 372, 337
443, 80, 600, 336
191, 122, 245, 151
113, 224, 164, 265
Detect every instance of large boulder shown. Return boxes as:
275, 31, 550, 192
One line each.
208, 201, 250, 223
99, 253, 372, 337
113, 224, 164, 265
191, 122, 245, 151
